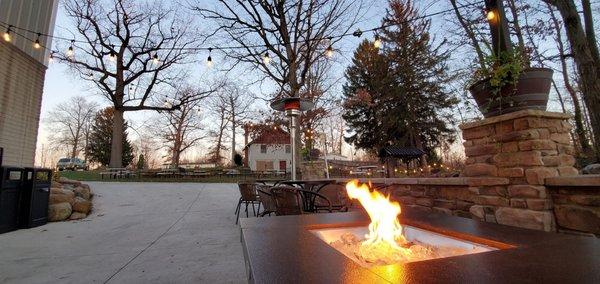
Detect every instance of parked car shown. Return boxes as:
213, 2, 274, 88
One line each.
56, 158, 88, 171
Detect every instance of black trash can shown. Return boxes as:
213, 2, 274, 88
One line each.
19, 168, 52, 228
0, 167, 24, 234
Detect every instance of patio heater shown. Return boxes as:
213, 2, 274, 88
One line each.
270, 97, 314, 181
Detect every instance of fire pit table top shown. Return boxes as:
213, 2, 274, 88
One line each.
240, 210, 599, 283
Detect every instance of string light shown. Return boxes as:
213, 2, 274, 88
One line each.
33, 33, 41, 49
486, 9, 496, 22
373, 34, 382, 48
152, 53, 159, 64
206, 47, 213, 68
325, 45, 334, 58
3, 25, 11, 42
67, 40, 74, 57
262, 52, 271, 65
48, 52, 54, 63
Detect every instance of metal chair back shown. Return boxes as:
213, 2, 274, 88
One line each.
270, 186, 304, 215
256, 185, 276, 215
238, 182, 259, 202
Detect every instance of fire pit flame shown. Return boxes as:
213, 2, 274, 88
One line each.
345, 180, 411, 258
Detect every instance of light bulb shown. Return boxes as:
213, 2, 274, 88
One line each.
374, 35, 382, 49
325, 45, 334, 58
3, 27, 11, 42
263, 52, 271, 65
48, 53, 54, 63
153, 54, 159, 64
206, 55, 213, 68
486, 10, 496, 21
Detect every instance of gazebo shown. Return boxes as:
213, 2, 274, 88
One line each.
378, 146, 425, 177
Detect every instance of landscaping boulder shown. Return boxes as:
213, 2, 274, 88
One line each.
48, 179, 94, 221
48, 203, 72, 222
69, 212, 87, 220
72, 197, 92, 214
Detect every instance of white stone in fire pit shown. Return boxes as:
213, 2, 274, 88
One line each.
311, 225, 498, 267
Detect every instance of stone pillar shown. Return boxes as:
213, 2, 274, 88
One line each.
460, 110, 578, 232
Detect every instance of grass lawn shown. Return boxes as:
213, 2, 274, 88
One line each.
58, 170, 263, 183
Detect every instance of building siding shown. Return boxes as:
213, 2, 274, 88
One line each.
0, 39, 46, 167
247, 144, 292, 172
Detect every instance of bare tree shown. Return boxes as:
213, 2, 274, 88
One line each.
546, 4, 589, 153
155, 88, 209, 168
192, 0, 366, 169
46, 96, 98, 159
207, 96, 230, 165
215, 81, 254, 165
542, 0, 600, 159
58, 0, 206, 168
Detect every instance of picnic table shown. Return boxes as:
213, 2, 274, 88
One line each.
99, 168, 135, 179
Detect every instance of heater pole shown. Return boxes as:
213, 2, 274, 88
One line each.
289, 113, 298, 180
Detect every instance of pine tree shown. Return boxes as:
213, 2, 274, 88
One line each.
342, 0, 457, 162
86, 107, 134, 167
342, 39, 393, 152
137, 154, 146, 170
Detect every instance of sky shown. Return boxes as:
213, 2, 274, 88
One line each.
35, 0, 592, 166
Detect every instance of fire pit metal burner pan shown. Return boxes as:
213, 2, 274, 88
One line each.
240, 211, 600, 283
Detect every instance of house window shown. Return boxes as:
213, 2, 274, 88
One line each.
285, 145, 291, 153
260, 144, 267, 153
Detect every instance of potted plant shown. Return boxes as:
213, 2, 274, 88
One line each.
469, 49, 553, 118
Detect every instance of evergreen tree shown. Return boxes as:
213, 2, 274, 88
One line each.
343, 0, 457, 163
342, 40, 393, 153
137, 154, 146, 170
86, 107, 134, 167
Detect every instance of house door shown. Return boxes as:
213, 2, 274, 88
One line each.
279, 161, 287, 172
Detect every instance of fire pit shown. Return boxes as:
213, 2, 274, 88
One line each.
312, 225, 496, 267
311, 181, 499, 267
240, 180, 600, 283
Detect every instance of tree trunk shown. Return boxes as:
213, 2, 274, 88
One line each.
449, 0, 487, 69
548, 4, 590, 151
506, 0, 529, 66
581, 0, 600, 64
109, 108, 125, 168
546, 0, 600, 160
231, 99, 236, 165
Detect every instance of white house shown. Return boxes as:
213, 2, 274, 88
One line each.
244, 128, 292, 173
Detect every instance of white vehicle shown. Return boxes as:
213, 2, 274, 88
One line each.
56, 158, 88, 171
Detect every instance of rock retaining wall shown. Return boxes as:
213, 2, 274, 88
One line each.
49, 177, 93, 221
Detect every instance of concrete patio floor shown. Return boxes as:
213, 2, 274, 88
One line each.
0, 182, 247, 283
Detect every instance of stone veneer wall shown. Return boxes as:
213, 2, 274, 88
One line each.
339, 110, 597, 234
458, 110, 580, 232
546, 176, 600, 236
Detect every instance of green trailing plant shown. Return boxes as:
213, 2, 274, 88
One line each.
472, 49, 527, 111
474, 49, 526, 94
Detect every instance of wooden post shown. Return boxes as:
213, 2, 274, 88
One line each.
485, 0, 513, 56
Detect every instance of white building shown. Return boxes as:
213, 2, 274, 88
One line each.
244, 129, 292, 173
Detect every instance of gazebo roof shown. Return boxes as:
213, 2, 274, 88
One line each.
379, 146, 425, 159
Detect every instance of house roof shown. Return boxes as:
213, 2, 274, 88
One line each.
379, 146, 425, 159
246, 128, 291, 147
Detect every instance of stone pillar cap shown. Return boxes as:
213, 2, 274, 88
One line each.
460, 110, 571, 130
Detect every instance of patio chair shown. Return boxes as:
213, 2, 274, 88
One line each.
256, 185, 276, 217
271, 186, 332, 215
235, 182, 260, 224
314, 184, 350, 212
270, 186, 305, 216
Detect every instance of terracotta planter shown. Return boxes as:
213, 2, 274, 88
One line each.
469, 68, 553, 118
